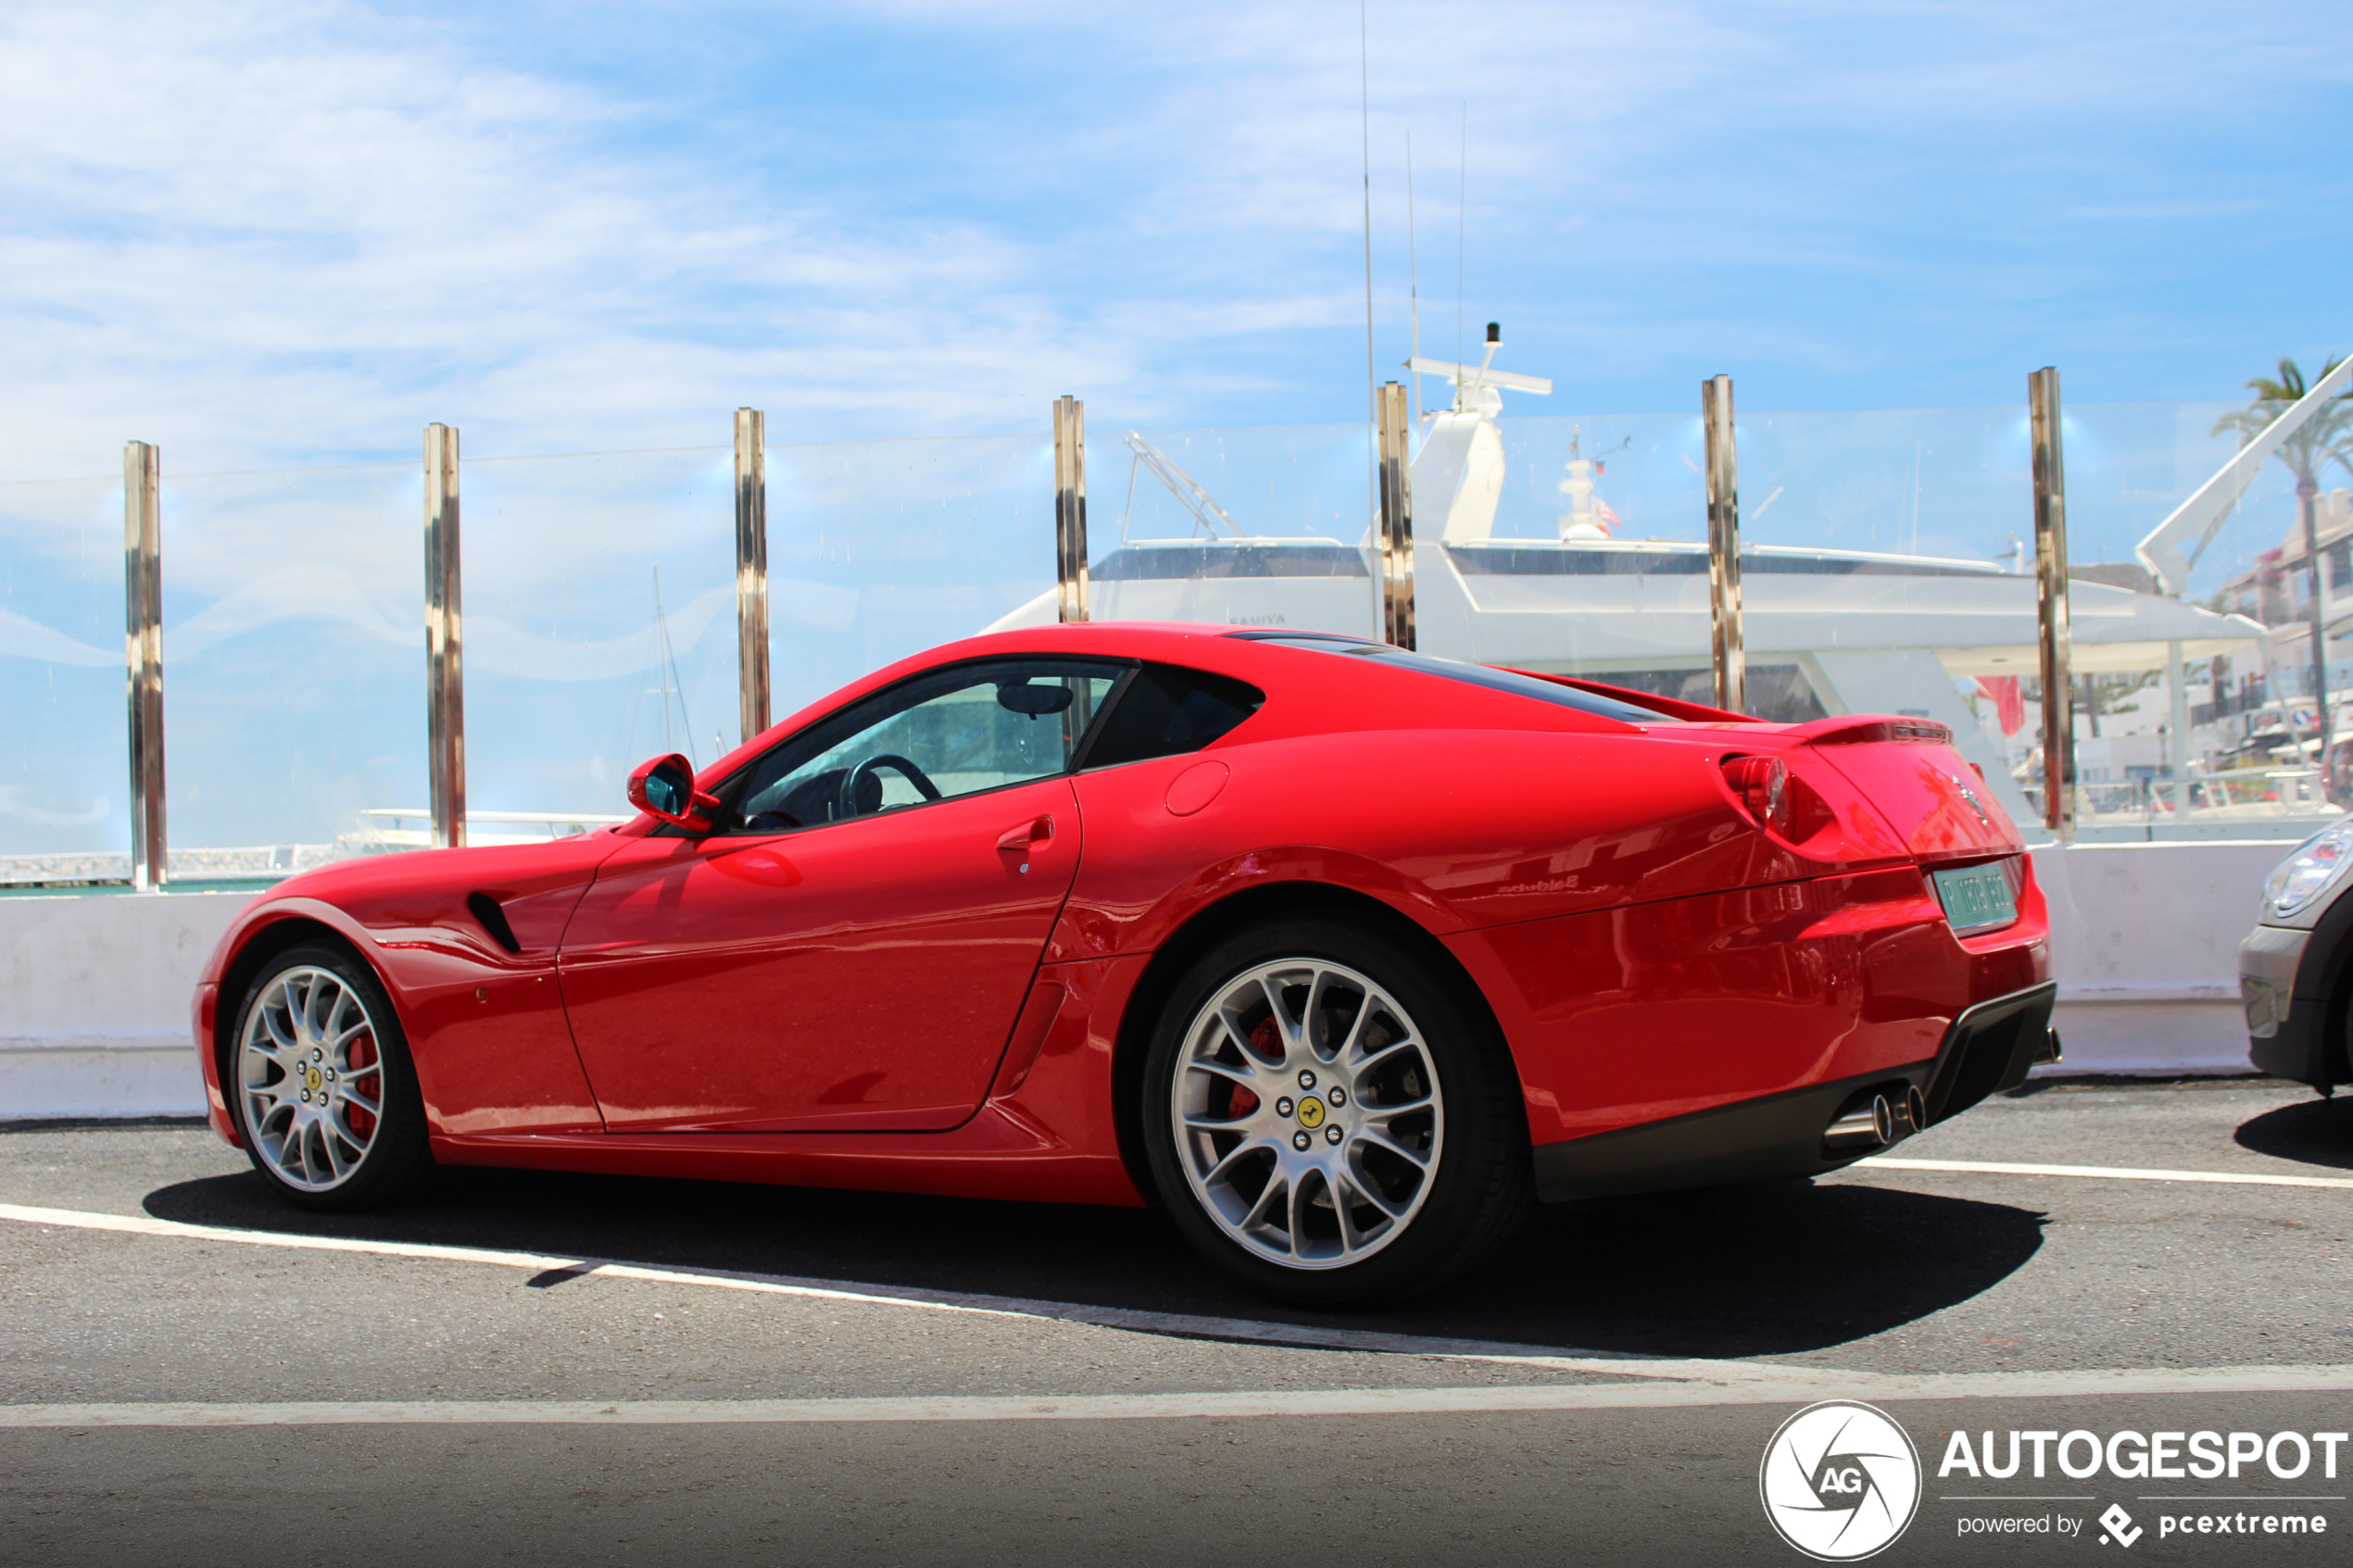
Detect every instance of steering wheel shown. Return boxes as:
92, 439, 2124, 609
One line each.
837, 753, 943, 819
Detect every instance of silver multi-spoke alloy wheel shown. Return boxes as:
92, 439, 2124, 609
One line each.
236, 965, 386, 1192
1171, 957, 1444, 1270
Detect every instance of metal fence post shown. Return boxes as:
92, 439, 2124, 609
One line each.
1703, 375, 1745, 712
2299, 475, 2330, 763
2030, 367, 2075, 843
735, 408, 770, 743
124, 441, 166, 890
1053, 396, 1088, 624
2167, 638, 2191, 798
423, 423, 466, 850
1376, 381, 1416, 649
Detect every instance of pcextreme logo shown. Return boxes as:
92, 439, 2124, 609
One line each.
1760, 1400, 1923, 1561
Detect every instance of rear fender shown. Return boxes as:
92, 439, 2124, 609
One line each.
1048, 841, 1460, 963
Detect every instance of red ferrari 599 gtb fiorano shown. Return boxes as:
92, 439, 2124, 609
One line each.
193, 624, 2054, 1304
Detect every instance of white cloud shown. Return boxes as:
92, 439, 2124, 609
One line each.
1, 0, 2346, 486
0, 0, 1136, 476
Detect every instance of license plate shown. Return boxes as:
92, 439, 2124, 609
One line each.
1933, 860, 2019, 935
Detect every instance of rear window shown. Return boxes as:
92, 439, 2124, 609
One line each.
1081, 664, 1265, 769
1232, 633, 1678, 724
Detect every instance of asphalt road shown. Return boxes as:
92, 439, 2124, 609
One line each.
4, 1076, 2351, 1566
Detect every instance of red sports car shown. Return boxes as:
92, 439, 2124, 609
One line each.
193, 624, 2054, 1304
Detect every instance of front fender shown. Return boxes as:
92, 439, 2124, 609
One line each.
196, 837, 620, 1148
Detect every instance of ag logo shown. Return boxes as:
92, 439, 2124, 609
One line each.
1759, 1400, 1921, 1561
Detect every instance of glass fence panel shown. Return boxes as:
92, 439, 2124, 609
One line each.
1436, 408, 2041, 775
1428, 401, 2324, 844
1077, 422, 1375, 638
1734, 408, 2039, 827
163, 463, 423, 876
460, 448, 736, 827
0, 476, 126, 883
2053, 401, 2348, 840
766, 434, 1055, 721
1440, 408, 2029, 835
1423, 410, 1714, 677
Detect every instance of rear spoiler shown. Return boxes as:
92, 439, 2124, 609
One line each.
1498, 668, 1756, 723
1784, 715, 1953, 746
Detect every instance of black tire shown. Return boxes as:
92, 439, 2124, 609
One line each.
227, 943, 434, 1211
1139, 916, 1532, 1306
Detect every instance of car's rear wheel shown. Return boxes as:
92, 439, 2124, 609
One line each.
1139, 918, 1531, 1306
231, 944, 433, 1210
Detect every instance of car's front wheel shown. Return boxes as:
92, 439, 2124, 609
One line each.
1139, 918, 1531, 1306
231, 944, 434, 1210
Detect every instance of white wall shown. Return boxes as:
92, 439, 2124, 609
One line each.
2032, 840, 2280, 1078
0, 890, 249, 1118
0, 842, 2292, 1120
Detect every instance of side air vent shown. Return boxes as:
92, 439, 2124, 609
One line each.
466, 891, 522, 954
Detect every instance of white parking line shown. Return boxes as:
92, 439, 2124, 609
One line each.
1858, 1157, 2353, 1190
11, 1363, 2353, 1427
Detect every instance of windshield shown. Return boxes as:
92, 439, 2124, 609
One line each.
1230, 633, 1680, 724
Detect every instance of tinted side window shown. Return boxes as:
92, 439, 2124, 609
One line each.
1083, 664, 1265, 770
712, 659, 1124, 834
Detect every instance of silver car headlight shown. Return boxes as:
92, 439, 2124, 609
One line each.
2262, 819, 2353, 919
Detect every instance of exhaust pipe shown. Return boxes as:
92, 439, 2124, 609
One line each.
1824, 1081, 1927, 1152
1824, 1092, 1894, 1150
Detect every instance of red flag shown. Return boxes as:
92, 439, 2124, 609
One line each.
1979, 676, 2024, 736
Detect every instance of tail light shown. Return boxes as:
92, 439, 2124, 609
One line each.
1722, 755, 1792, 837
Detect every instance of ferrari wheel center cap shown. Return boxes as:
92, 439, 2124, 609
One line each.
304, 1066, 323, 1094
1296, 1097, 1327, 1130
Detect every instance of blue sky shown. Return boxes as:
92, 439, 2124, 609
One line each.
3, 0, 2347, 476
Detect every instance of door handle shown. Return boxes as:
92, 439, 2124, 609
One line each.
997, 815, 1053, 852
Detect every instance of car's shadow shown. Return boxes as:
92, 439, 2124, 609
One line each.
2234, 1094, 2353, 1171
144, 1165, 2042, 1360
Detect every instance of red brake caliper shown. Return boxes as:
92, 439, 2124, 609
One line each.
345, 1034, 378, 1138
1227, 1015, 1283, 1119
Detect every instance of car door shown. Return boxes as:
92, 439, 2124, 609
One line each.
558, 658, 1121, 1133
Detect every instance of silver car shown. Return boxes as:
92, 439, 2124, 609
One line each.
2241, 819, 2353, 1094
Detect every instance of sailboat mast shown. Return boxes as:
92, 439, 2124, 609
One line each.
1359, 0, 1378, 558
1407, 131, 1420, 429
652, 567, 696, 765
1456, 103, 1466, 398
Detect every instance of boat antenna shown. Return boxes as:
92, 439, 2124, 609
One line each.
1406, 130, 1420, 427
1456, 102, 1466, 392
1359, 0, 1377, 547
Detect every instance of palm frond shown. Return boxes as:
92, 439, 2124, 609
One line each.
2215, 358, 2353, 486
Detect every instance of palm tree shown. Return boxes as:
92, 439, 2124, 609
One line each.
2213, 358, 2353, 757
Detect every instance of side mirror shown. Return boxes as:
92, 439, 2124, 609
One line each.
627, 753, 719, 832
